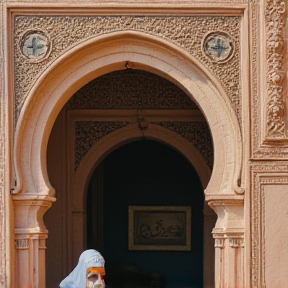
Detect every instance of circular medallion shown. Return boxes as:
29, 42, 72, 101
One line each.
20, 30, 51, 62
203, 32, 234, 63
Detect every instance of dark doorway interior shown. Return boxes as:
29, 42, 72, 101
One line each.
87, 139, 204, 288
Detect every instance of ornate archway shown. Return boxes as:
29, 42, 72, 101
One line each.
13, 32, 244, 287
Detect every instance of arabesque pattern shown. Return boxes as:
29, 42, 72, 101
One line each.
265, 0, 287, 139
14, 15, 241, 122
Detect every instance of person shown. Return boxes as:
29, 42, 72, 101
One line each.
59, 249, 105, 288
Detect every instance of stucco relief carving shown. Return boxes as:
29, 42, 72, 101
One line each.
203, 31, 235, 63
265, 0, 287, 139
75, 121, 213, 171
75, 122, 130, 170
14, 16, 241, 122
68, 70, 198, 110
251, 0, 288, 158
251, 0, 261, 155
19, 30, 52, 62
251, 163, 288, 287
155, 122, 213, 169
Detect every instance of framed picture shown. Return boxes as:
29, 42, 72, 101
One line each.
128, 206, 191, 251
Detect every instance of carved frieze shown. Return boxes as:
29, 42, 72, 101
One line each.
68, 70, 198, 110
154, 122, 213, 169
14, 15, 241, 122
75, 121, 129, 170
265, 0, 287, 140
251, 0, 288, 158
75, 121, 213, 171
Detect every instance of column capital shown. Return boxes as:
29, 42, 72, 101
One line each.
15, 239, 29, 250
208, 196, 244, 237
13, 195, 56, 232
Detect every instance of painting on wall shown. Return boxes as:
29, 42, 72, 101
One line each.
128, 206, 191, 251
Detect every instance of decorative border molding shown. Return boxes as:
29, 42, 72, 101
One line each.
251, 0, 288, 158
0, 52, 6, 287
265, 0, 287, 140
251, 164, 288, 287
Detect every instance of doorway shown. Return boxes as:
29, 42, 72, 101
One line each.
87, 140, 204, 288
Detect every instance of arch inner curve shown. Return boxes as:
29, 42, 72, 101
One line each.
13, 31, 243, 201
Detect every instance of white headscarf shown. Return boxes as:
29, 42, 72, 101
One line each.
59, 249, 105, 288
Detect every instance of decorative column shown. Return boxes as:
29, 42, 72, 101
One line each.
13, 196, 55, 288
208, 198, 244, 288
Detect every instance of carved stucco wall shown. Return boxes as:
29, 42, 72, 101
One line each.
68, 70, 198, 110
265, 0, 287, 140
69, 70, 213, 171
14, 15, 242, 124
75, 121, 130, 170
251, 0, 288, 157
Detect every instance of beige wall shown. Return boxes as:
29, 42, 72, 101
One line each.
264, 185, 288, 288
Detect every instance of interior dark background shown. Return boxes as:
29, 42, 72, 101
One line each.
87, 139, 204, 288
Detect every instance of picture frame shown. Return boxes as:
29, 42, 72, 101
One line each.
128, 206, 191, 251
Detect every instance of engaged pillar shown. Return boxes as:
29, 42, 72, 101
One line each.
209, 198, 245, 288
13, 196, 55, 288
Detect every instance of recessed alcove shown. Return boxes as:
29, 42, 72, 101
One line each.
86, 139, 204, 288
45, 68, 216, 288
